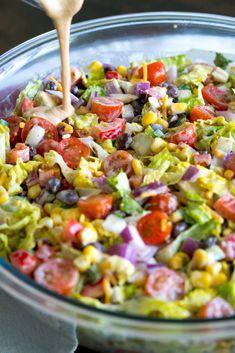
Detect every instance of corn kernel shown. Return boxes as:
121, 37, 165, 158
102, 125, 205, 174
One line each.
211, 273, 227, 287
117, 65, 127, 77
19, 122, 25, 129
224, 169, 234, 180
214, 149, 225, 159
132, 159, 144, 176
0, 186, 9, 205
155, 115, 169, 129
83, 245, 102, 263
204, 191, 213, 200
206, 262, 222, 276
192, 249, 210, 270
223, 228, 232, 237
171, 102, 188, 115
103, 277, 112, 304
190, 271, 212, 289
141, 111, 157, 128
150, 137, 167, 154
79, 224, 98, 246
88, 60, 103, 72
74, 254, 91, 272
167, 143, 178, 151
169, 210, 183, 223
28, 184, 41, 199
168, 252, 189, 270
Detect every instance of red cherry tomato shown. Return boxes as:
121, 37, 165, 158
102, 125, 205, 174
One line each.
194, 153, 212, 167
223, 153, 235, 173
213, 194, 235, 221
189, 106, 215, 122
58, 137, 90, 169
145, 268, 185, 301
91, 118, 125, 140
34, 258, 79, 296
105, 71, 119, 80
202, 85, 229, 111
198, 297, 234, 318
7, 143, 30, 164
103, 150, 133, 177
81, 280, 104, 298
139, 61, 166, 86
21, 97, 34, 114
91, 97, 123, 122
35, 244, 55, 262
10, 250, 37, 276
79, 194, 113, 220
37, 139, 59, 156
21, 117, 59, 142
148, 193, 178, 214
6, 116, 22, 146
165, 123, 197, 146
63, 219, 83, 243
221, 234, 235, 261
137, 211, 172, 245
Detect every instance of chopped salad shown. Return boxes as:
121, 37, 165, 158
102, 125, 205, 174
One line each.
1, 52, 235, 319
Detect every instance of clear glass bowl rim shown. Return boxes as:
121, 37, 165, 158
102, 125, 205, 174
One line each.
1, 11, 235, 326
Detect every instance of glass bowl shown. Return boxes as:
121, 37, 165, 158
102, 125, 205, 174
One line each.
0, 12, 235, 353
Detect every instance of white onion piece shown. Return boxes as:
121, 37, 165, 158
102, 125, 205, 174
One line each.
25, 125, 45, 147
103, 214, 127, 234
122, 104, 135, 120
79, 137, 108, 160
109, 93, 138, 103
166, 65, 178, 83
119, 81, 135, 94
0, 134, 6, 163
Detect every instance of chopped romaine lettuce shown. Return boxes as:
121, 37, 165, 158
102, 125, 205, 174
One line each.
159, 54, 191, 72
0, 125, 10, 163
120, 194, 143, 215
218, 282, 235, 307
68, 114, 99, 129
82, 85, 105, 101
178, 289, 216, 313
108, 171, 131, 197
14, 79, 42, 115
182, 205, 212, 225
74, 157, 102, 188
176, 64, 213, 86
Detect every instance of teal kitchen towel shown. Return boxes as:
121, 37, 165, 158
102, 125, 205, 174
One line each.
0, 289, 78, 353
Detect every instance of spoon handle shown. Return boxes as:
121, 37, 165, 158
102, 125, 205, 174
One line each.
22, 0, 41, 9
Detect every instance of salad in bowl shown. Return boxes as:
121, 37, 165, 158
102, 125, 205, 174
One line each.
1, 50, 235, 320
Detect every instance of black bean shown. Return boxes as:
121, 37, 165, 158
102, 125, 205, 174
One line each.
167, 84, 179, 99
116, 133, 133, 150
71, 85, 79, 96
201, 235, 218, 249
172, 222, 188, 238
46, 177, 61, 194
103, 64, 116, 73
46, 81, 57, 91
131, 101, 143, 116
56, 189, 79, 205
139, 93, 149, 104
28, 146, 37, 159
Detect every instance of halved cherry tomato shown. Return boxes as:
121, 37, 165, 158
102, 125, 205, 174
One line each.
194, 153, 212, 167
103, 150, 133, 177
137, 211, 172, 245
39, 167, 61, 187
91, 97, 123, 122
63, 219, 83, 243
223, 153, 235, 173
213, 194, 235, 221
139, 61, 166, 86
35, 244, 55, 262
10, 250, 37, 276
165, 123, 197, 146
145, 268, 185, 301
6, 116, 22, 146
198, 297, 234, 318
81, 280, 104, 298
37, 139, 59, 156
148, 193, 178, 214
105, 71, 119, 80
91, 118, 125, 140
202, 85, 229, 111
21, 117, 59, 142
7, 143, 29, 164
21, 97, 34, 114
189, 106, 215, 122
79, 194, 113, 220
34, 258, 79, 296
221, 234, 235, 261
58, 137, 90, 169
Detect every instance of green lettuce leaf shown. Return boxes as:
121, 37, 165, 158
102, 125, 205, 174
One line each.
195, 116, 226, 151
108, 171, 131, 197
82, 85, 105, 101
182, 205, 212, 225
218, 282, 235, 307
120, 194, 143, 215
214, 53, 232, 70
159, 54, 191, 72
176, 64, 213, 86
68, 113, 99, 129
14, 79, 42, 115
178, 289, 216, 313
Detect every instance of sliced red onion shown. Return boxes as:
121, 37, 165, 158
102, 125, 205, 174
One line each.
122, 104, 135, 121
216, 110, 235, 122
134, 82, 150, 96
26, 170, 39, 187
106, 79, 122, 95
147, 86, 167, 99
108, 244, 137, 265
166, 65, 178, 84
46, 90, 84, 108
86, 91, 98, 110
133, 182, 168, 199
146, 263, 167, 273
121, 226, 134, 242
109, 93, 138, 103
181, 238, 200, 257
223, 152, 235, 169
93, 176, 113, 193
182, 166, 199, 181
